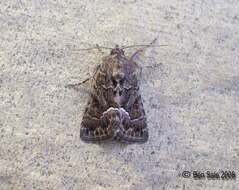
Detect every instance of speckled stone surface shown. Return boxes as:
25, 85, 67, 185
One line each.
0, 0, 238, 190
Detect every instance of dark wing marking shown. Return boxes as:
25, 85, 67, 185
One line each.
119, 128, 149, 143
80, 94, 112, 142
121, 95, 149, 143
80, 125, 113, 142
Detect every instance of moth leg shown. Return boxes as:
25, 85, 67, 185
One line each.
65, 64, 101, 94
65, 77, 90, 88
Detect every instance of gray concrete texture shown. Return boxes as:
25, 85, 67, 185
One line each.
0, 0, 239, 189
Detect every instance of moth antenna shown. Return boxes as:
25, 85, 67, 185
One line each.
73, 44, 113, 51
122, 38, 167, 49
122, 44, 168, 49
129, 38, 167, 62
65, 78, 90, 88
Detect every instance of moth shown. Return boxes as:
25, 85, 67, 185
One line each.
70, 40, 160, 143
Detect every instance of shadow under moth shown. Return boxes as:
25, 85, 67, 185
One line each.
69, 39, 161, 143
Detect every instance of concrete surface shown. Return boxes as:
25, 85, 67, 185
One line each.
0, 0, 239, 189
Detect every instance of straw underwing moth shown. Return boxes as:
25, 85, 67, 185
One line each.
79, 44, 150, 143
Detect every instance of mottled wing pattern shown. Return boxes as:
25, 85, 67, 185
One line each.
120, 95, 149, 143
80, 46, 149, 143
80, 95, 113, 142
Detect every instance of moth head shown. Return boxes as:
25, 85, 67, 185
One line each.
110, 45, 125, 56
